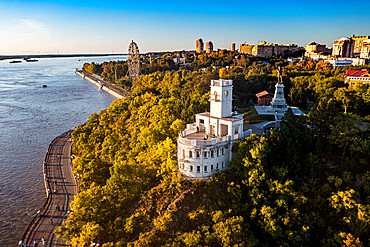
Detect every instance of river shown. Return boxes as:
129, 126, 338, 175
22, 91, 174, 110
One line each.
0, 56, 126, 245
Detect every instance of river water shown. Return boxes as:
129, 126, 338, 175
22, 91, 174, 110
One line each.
0, 56, 126, 245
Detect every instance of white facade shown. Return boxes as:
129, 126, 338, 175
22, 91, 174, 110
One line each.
360, 40, 370, 59
324, 58, 366, 67
177, 79, 252, 179
209, 79, 233, 118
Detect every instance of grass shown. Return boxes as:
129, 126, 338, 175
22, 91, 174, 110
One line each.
239, 106, 257, 116
241, 106, 275, 124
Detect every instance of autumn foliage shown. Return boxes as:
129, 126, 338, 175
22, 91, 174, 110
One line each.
59, 54, 370, 246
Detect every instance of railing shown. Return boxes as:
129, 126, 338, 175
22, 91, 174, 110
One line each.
178, 135, 230, 147
91, 73, 104, 81
186, 123, 197, 130
21, 129, 73, 244
77, 70, 129, 97
179, 129, 252, 147
210, 79, 233, 87
181, 127, 198, 137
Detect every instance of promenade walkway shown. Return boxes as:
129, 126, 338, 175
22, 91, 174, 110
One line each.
76, 70, 129, 98
22, 131, 77, 247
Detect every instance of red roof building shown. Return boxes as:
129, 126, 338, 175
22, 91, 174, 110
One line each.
256, 91, 273, 106
344, 69, 370, 84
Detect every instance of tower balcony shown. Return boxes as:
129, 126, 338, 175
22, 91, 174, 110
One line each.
211, 79, 233, 87
178, 125, 252, 147
178, 126, 230, 147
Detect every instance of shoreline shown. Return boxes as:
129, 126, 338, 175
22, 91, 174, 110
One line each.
75, 70, 129, 99
0, 53, 127, 60
21, 130, 77, 246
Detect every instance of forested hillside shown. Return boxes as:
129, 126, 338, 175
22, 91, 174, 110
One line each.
56, 54, 370, 246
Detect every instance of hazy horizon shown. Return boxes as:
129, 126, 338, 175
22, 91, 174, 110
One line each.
1, 0, 369, 55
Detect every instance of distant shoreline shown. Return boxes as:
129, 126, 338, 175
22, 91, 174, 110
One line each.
0, 53, 127, 60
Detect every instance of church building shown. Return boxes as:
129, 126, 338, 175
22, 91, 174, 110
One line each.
177, 79, 252, 179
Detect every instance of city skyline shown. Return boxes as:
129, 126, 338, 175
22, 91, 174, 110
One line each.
0, 0, 369, 55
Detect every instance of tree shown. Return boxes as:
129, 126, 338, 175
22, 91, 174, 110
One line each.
334, 87, 355, 113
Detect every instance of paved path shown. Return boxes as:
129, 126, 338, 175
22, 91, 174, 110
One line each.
22, 131, 77, 247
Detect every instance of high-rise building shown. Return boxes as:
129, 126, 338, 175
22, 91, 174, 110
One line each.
333, 37, 353, 57
305, 42, 331, 54
360, 40, 370, 59
305, 42, 332, 59
240, 41, 298, 56
206, 41, 213, 53
240, 44, 254, 55
332, 35, 370, 58
350, 35, 370, 57
231, 43, 236, 52
196, 38, 204, 53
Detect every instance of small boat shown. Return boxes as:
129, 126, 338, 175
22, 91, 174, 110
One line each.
42, 85, 47, 88
9, 60, 22, 63
26, 59, 38, 62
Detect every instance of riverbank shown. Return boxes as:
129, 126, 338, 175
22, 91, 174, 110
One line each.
21, 130, 77, 246
0, 53, 127, 61
76, 70, 129, 99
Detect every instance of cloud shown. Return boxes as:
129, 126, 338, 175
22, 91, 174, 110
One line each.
0, 19, 52, 54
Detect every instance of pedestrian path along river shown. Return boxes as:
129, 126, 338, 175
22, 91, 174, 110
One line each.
0, 56, 123, 245
22, 130, 77, 246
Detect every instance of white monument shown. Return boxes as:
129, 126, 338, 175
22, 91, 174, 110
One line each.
177, 79, 252, 179
254, 68, 303, 117
270, 68, 288, 111
254, 68, 304, 130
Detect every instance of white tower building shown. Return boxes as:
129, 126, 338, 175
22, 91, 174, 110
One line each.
177, 79, 252, 179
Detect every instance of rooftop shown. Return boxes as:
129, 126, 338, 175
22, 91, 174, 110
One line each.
256, 91, 272, 98
345, 69, 370, 77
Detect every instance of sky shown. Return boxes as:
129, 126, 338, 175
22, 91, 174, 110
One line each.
0, 0, 369, 55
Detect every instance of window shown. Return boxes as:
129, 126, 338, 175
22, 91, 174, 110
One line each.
189, 150, 192, 158
197, 166, 200, 173
222, 148, 224, 155
211, 150, 214, 158
224, 91, 228, 96
216, 163, 219, 169
196, 151, 200, 158
204, 166, 208, 172
190, 165, 193, 172
182, 163, 185, 170
211, 165, 214, 171
204, 151, 208, 158
200, 119, 205, 124
222, 161, 224, 168
217, 148, 219, 156
225, 144, 228, 149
